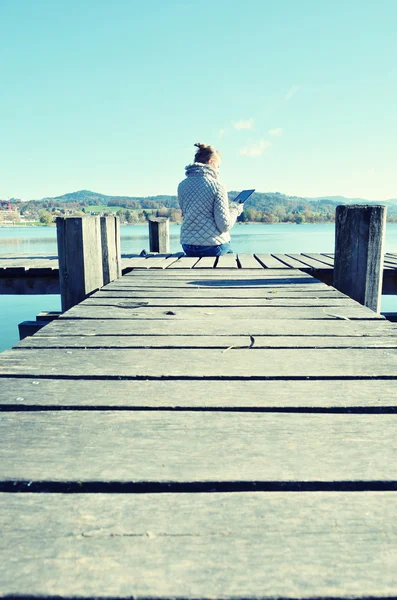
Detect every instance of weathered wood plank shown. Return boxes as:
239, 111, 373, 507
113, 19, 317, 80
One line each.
57, 305, 383, 320
122, 267, 313, 277
96, 289, 347, 299
254, 254, 291, 268
1, 493, 396, 598
237, 254, 262, 269
271, 254, 308, 269
1, 412, 397, 481
192, 257, 216, 268
215, 254, 238, 268
286, 254, 334, 269
1, 348, 396, 378
16, 334, 397, 350
82, 297, 360, 308
167, 256, 200, 269
35, 317, 396, 336
301, 253, 335, 266
2, 377, 397, 408
108, 279, 325, 290
127, 254, 170, 269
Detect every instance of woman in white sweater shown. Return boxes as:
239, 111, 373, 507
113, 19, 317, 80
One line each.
177, 143, 243, 256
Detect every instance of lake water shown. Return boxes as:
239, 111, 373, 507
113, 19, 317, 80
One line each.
1, 223, 397, 352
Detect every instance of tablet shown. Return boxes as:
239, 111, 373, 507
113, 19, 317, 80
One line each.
233, 189, 255, 203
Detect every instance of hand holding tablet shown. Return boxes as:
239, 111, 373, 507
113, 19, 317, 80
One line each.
233, 189, 255, 204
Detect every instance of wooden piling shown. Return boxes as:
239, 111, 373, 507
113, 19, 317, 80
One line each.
334, 204, 386, 312
148, 217, 170, 253
100, 216, 121, 285
56, 216, 103, 312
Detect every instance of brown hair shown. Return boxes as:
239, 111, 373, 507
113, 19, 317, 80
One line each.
194, 142, 220, 165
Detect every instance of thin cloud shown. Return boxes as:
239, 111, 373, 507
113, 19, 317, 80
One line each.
240, 139, 271, 157
268, 128, 283, 137
285, 85, 300, 102
218, 129, 226, 138
233, 118, 254, 130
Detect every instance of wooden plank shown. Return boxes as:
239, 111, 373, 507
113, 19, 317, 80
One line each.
1, 412, 397, 481
122, 268, 310, 277
254, 254, 291, 268
34, 317, 397, 337
167, 256, 200, 269
193, 257, 217, 268
215, 254, 238, 268
269, 254, 307, 269
105, 280, 332, 290
121, 256, 151, 269
2, 377, 397, 408
0, 274, 60, 295
82, 297, 360, 308
286, 254, 334, 269
1, 492, 397, 598
301, 253, 335, 266
237, 254, 262, 269
57, 305, 384, 320
16, 334, 397, 350
1, 347, 396, 378
96, 289, 347, 298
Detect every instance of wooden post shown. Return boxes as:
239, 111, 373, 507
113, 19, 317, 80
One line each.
100, 216, 121, 285
56, 216, 103, 312
148, 217, 170, 253
334, 204, 386, 312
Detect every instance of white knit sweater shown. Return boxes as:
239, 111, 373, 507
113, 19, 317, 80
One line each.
178, 163, 240, 246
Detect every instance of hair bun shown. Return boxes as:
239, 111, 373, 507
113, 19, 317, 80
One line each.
194, 142, 206, 149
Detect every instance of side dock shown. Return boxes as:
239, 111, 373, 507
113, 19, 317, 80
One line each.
1, 262, 397, 598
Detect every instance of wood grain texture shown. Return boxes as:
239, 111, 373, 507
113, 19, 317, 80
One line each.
57, 305, 383, 320
254, 254, 291, 269
1, 492, 396, 598
1, 412, 397, 482
95, 288, 347, 298
286, 254, 334, 269
167, 257, 200, 269
2, 377, 397, 408
193, 257, 217, 268
1, 347, 397, 378
215, 254, 238, 268
81, 296, 360, 308
15, 334, 397, 349
33, 317, 397, 336
236, 254, 262, 269
334, 205, 386, 312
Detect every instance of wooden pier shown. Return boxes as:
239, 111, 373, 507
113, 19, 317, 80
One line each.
1, 262, 397, 598
1, 250, 397, 294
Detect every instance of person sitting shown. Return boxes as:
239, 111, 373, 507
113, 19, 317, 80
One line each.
177, 142, 243, 257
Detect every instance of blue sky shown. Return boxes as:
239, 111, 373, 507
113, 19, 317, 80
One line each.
0, 0, 396, 200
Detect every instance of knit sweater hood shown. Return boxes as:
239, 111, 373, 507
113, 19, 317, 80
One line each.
184, 162, 219, 180
177, 162, 239, 246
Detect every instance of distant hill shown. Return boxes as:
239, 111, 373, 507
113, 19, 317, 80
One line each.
33, 189, 397, 207
17, 189, 397, 225
37, 190, 178, 207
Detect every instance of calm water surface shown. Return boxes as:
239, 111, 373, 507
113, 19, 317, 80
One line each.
1, 223, 397, 352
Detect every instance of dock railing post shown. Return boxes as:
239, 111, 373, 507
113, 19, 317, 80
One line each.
148, 217, 170, 253
57, 215, 121, 312
333, 204, 386, 313
101, 215, 121, 285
